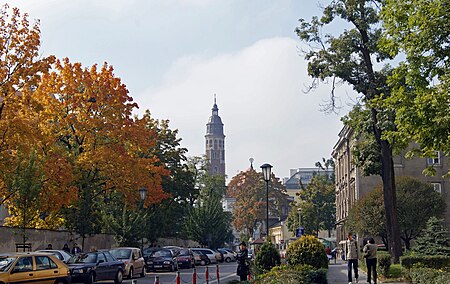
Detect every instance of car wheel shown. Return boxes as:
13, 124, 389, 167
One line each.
225, 257, 231, 263
200, 260, 206, 266
54, 280, 65, 284
114, 270, 123, 284
85, 272, 95, 284
140, 266, 146, 277
127, 267, 133, 279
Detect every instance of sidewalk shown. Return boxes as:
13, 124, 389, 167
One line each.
327, 259, 364, 284
327, 259, 408, 284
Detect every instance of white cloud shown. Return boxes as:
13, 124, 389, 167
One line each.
138, 37, 351, 180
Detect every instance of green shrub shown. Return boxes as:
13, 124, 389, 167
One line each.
401, 255, 450, 269
377, 253, 391, 277
257, 264, 328, 284
408, 267, 450, 284
286, 235, 328, 269
254, 242, 281, 275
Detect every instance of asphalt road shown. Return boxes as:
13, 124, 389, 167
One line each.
96, 262, 240, 284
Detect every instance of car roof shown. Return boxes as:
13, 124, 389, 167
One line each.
0, 252, 56, 257
110, 247, 139, 250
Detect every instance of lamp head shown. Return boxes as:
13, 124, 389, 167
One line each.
260, 163, 272, 182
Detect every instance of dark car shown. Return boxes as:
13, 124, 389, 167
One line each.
68, 251, 124, 284
176, 249, 195, 269
146, 249, 178, 272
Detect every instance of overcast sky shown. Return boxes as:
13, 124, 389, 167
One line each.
9, 0, 354, 180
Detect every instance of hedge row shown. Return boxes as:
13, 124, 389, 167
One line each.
257, 264, 327, 284
400, 255, 450, 269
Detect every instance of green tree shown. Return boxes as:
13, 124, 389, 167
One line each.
184, 193, 233, 248
296, 0, 403, 261
287, 174, 335, 237
347, 177, 446, 250
142, 115, 197, 242
101, 197, 147, 247
412, 217, 450, 256
183, 157, 232, 248
380, 0, 450, 175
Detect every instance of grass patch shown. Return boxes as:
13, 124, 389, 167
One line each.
379, 264, 406, 283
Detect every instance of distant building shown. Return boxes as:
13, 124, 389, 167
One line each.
284, 167, 334, 202
332, 125, 450, 244
205, 96, 225, 176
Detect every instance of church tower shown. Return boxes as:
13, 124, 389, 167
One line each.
205, 96, 225, 176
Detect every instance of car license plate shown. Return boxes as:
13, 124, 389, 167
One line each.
154, 265, 162, 268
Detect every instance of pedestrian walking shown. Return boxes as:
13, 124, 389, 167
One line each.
346, 233, 359, 284
363, 237, 378, 284
62, 243, 70, 253
72, 243, 82, 254
236, 241, 250, 282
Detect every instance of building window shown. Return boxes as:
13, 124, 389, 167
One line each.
427, 151, 441, 165
431, 183, 442, 194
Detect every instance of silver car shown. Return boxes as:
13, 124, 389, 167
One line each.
109, 247, 145, 279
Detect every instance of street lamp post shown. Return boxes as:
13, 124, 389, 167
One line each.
260, 163, 272, 242
139, 188, 147, 250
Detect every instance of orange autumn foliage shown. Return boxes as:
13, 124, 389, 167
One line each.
37, 58, 170, 207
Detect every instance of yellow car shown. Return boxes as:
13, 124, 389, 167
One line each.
0, 252, 71, 284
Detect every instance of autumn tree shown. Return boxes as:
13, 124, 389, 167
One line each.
380, 0, 450, 175
227, 168, 288, 238
34, 58, 169, 247
296, 0, 403, 261
0, 4, 76, 230
347, 176, 446, 250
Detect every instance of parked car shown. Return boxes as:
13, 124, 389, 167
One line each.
192, 250, 210, 266
145, 249, 178, 272
0, 252, 71, 284
190, 248, 217, 264
142, 247, 159, 265
217, 248, 236, 262
35, 249, 74, 263
68, 251, 125, 284
109, 247, 145, 279
176, 249, 195, 269
162, 246, 182, 256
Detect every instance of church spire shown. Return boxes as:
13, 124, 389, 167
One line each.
205, 95, 225, 176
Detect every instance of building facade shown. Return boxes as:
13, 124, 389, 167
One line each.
332, 125, 450, 244
284, 167, 334, 202
205, 97, 226, 176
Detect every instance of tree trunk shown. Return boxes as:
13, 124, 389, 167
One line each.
378, 138, 403, 263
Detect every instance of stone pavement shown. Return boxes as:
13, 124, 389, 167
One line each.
327, 259, 408, 284
327, 259, 366, 284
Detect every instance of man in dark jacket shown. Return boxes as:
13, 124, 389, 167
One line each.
236, 241, 249, 281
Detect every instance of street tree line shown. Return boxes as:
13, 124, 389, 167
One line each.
296, 0, 449, 262
0, 4, 233, 249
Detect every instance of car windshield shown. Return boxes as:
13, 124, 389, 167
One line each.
73, 253, 97, 263
109, 249, 131, 260
150, 250, 171, 257
0, 256, 16, 272
178, 249, 190, 256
